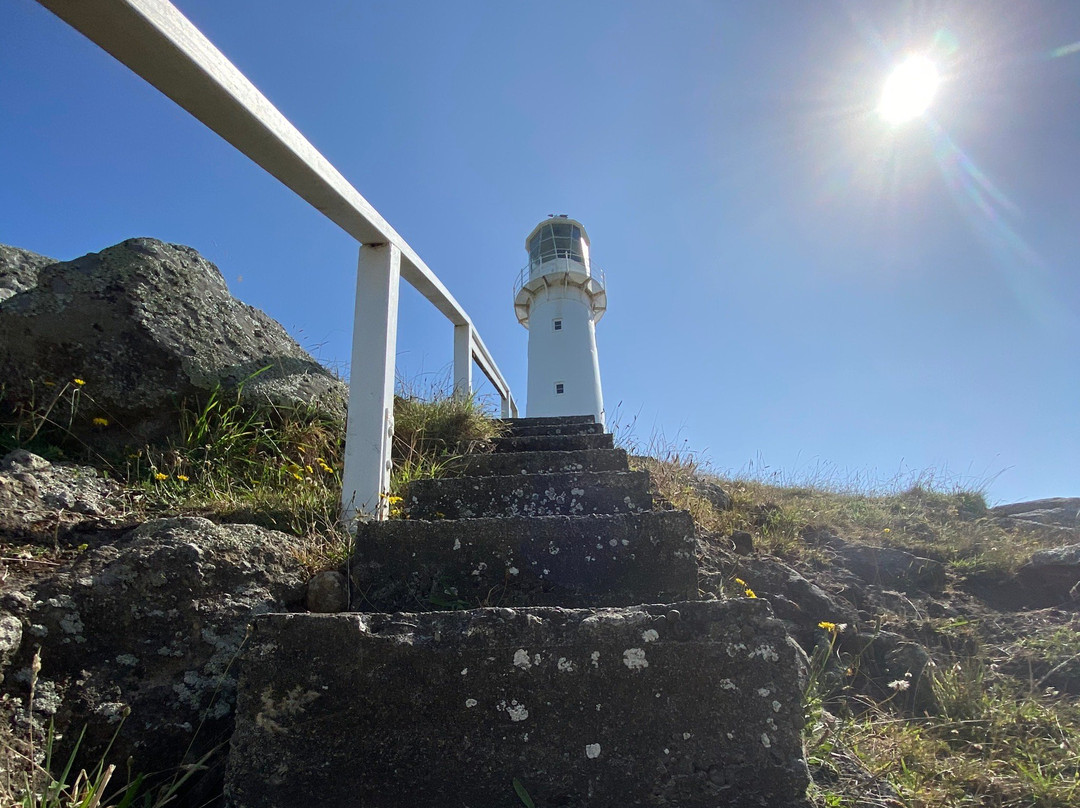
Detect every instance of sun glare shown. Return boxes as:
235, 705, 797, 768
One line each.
879, 54, 940, 124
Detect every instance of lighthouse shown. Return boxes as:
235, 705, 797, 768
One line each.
514, 215, 607, 425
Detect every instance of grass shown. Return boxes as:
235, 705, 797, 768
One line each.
1, 373, 501, 574
388, 389, 504, 500
634, 445, 1061, 577
806, 668, 1080, 808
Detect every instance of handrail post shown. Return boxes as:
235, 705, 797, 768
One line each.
452, 323, 473, 400
341, 242, 401, 527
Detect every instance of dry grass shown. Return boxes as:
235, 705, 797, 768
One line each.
634, 447, 1064, 576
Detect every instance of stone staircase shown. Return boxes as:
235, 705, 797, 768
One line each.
225, 417, 810, 807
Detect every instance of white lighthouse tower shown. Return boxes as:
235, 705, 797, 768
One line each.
514, 215, 607, 425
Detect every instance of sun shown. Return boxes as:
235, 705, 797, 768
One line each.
878, 54, 940, 124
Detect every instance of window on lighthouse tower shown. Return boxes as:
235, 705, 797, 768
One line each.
555, 382, 565, 395
553, 318, 563, 332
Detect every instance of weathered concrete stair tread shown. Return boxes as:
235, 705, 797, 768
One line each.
502, 421, 604, 438
406, 470, 651, 519
499, 414, 596, 428
455, 448, 629, 477
351, 511, 697, 610
494, 432, 614, 453
227, 601, 810, 808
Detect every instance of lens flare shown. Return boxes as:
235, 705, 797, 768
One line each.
879, 55, 939, 123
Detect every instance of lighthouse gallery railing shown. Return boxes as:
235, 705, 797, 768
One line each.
33, 0, 519, 525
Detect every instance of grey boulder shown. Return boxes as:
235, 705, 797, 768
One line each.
0, 238, 346, 447
1017, 543, 1080, 605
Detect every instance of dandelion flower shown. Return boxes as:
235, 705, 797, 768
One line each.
92, 417, 109, 427
305, 465, 314, 474
154, 472, 168, 481
73, 378, 86, 386
176, 474, 189, 482
734, 577, 747, 587
818, 621, 838, 633
744, 588, 757, 599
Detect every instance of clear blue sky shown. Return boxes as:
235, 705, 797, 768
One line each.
3, 1, 1078, 504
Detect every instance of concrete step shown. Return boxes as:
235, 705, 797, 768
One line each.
503, 421, 605, 438
494, 432, 614, 453
454, 448, 629, 477
499, 415, 596, 429
351, 510, 697, 610
227, 600, 809, 808
405, 470, 651, 519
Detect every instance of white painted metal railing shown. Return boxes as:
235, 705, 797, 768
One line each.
35, 0, 518, 526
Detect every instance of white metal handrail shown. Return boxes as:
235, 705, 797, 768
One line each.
35, 0, 518, 526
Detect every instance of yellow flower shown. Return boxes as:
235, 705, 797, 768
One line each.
92, 417, 109, 427
305, 465, 314, 474
154, 472, 168, 481
734, 577, 747, 587
176, 474, 189, 482
883, 528, 891, 534
73, 378, 85, 386
292, 472, 303, 481
744, 588, 757, 599
818, 621, 837, 632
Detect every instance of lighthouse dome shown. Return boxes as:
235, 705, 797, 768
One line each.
525, 216, 590, 275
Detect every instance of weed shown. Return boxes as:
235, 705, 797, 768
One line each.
512, 777, 536, 808
389, 391, 504, 502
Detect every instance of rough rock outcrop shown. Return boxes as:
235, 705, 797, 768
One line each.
0, 450, 125, 543
0, 238, 346, 447
0, 244, 55, 303
992, 498, 1080, 530
828, 538, 946, 594
735, 556, 859, 642
1016, 543, 1080, 605
1, 516, 308, 799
